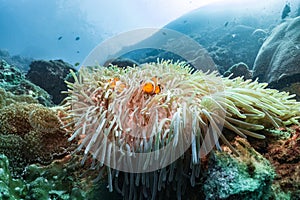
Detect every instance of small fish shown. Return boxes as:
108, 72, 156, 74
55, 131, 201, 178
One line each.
58, 36, 62, 40
224, 21, 229, 27
183, 20, 187, 24
75, 36, 80, 41
76, 50, 80, 53
162, 32, 167, 36
281, 3, 291, 19
74, 62, 80, 67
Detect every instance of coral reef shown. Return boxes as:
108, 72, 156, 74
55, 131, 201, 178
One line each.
0, 59, 53, 106
119, 8, 270, 74
0, 49, 33, 72
26, 59, 76, 104
207, 25, 263, 72
0, 103, 71, 176
62, 60, 300, 199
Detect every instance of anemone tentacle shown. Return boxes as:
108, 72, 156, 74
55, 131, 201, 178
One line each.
62, 60, 300, 200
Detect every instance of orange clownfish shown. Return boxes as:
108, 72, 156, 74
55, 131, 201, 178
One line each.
142, 77, 161, 94
108, 77, 120, 88
107, 77, 126, 92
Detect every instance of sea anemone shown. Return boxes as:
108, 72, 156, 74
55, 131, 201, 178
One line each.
62, 60, 300, 199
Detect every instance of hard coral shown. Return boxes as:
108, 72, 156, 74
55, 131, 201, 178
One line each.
0, 103, 71, 176
0, 87, 38, 109
0, 153, 95, 199
0, 60, 53, 106
62, 60, 300, 199
0, 103, 36, 135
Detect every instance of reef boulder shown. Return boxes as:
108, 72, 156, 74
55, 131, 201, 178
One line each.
223, 62, 253, 80
253, 16, 300, 100
26, 60, 75, 104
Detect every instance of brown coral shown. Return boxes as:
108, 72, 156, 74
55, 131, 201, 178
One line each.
264, 125, 300, 198
0, 103, 36, 135
0, 102, 72, 176
29, 106, 61, 133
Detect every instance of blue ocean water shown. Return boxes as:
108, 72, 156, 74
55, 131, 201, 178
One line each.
0, 0, 299, 65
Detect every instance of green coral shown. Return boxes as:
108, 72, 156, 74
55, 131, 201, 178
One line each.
0, 154, 27, 199
203, 139, 275, 200
0, 59, 23, 85
271, 185, 292, 200
266, 128, 291, 140
0, 154, 91, 199
0, 60, 52, 106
